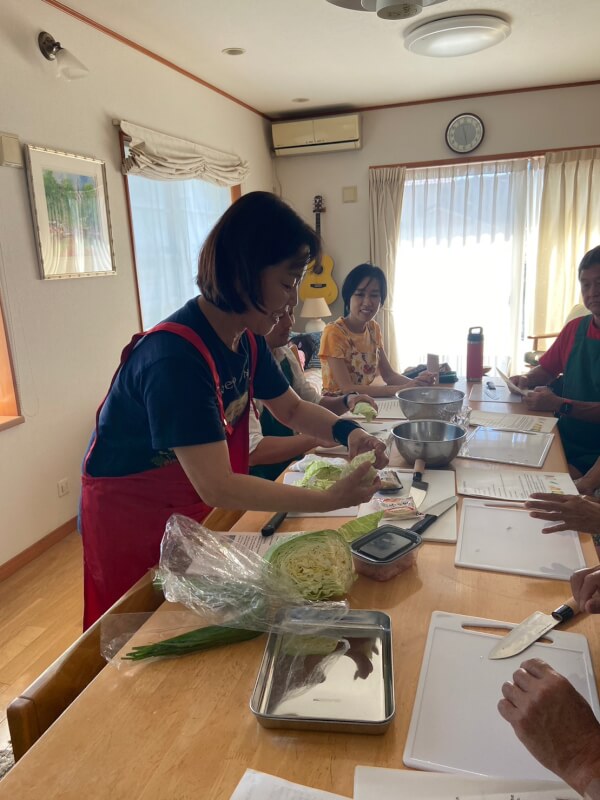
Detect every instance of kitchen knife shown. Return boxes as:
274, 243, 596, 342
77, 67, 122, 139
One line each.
488, 596, 580, 659
409, 458, 428, 508
409, 496, 457, 534
261, 511, 288, 537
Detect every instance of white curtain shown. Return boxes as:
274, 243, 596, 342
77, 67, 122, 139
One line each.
120, 120, 249, 186
128, 176, 230, 328
368, 166, 406, 368
533, 147, 600, 337
394, 158, 544, 375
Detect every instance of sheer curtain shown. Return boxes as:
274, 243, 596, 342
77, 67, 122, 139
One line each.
368, 167, 406, 368
127, 176, 230, 328
394, 157, 544, 375
533, 147, 600, 337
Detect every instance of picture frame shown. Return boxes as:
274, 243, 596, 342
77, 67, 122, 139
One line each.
24, 144, 116, 279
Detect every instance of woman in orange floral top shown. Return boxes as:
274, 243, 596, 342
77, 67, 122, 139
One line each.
319, 264, 435, 397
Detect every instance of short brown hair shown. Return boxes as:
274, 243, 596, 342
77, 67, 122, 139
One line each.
579, 245, 600, 275
197, 191, 320, 313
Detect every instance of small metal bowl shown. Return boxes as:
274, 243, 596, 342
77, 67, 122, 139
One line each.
391, 420, 467, 467
395, 387, 465, 421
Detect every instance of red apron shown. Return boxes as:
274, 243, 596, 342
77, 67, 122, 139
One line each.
80, 321, 257, 629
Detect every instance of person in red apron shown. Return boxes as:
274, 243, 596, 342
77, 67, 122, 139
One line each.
80, 192, 387, 628
510, 246, 600, 490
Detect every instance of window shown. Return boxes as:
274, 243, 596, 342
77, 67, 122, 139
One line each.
127, 176, 231, 328
394, 157, 544, 374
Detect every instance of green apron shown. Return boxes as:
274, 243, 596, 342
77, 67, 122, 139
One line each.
250, 356, 296, 481
558, 315, 600, 472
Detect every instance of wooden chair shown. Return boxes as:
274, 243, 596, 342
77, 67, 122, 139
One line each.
524, 305, 590, 367
7, 569, 164, 761
7, 506, 243, 761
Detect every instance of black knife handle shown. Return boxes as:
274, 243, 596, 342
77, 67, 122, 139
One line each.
261, 511, 288, 537
410, 514, 435, 534
552, 595, 578, 622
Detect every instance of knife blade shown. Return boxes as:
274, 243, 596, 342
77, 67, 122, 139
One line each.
488, 596, 580, 660
409, 495, 457, 534
409, 458, 428, 508
261, 511, 288, 537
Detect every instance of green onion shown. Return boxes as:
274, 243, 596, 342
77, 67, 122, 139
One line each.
123, 625, 262, 661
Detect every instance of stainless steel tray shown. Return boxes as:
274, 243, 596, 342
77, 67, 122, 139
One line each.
250, 609, 394, 734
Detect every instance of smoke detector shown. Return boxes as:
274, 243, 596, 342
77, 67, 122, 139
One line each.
325, 0, 448, 20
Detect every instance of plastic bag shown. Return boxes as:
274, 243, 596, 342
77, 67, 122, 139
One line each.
155, 514, 349, 635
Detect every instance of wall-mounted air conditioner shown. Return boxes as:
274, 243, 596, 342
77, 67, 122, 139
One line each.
272, 114, 361, 157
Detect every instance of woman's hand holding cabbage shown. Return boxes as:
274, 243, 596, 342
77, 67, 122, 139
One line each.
347, 427, 388, 469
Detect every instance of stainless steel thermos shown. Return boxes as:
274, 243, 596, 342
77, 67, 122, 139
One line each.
466, 326, 484, 381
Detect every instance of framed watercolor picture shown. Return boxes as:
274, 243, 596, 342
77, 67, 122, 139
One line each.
24, 144, 116, 279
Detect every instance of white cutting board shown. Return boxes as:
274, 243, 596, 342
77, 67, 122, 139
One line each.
283, 471, 359, 517
456, 498, 587, 579
404, 611, 600, 781
358, 469, 457, 543
469, 382, 522, 403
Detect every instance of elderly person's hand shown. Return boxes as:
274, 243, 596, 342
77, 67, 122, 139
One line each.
347, 428, 388, 469
571, 565, 600, 614
525, 492, 600, 533
498, 658, 600, 795
509, 373, 531, 390
346, 394, 378, 413
522, 386, 561, 412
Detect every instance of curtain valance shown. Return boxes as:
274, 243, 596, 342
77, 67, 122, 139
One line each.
119, 120, 249, 186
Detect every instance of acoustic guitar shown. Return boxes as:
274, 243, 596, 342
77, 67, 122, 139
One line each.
299, 195, 339, 305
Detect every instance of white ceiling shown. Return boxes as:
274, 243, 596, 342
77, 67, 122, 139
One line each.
56, 0, 600, 118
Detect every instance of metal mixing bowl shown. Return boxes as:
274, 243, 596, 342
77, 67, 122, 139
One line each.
395, 386, 465, 421
391, 420, 467, 467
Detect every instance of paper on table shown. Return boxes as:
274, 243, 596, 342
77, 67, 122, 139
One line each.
455, 466, 578, 500
231, 769, 349, 800
283, 472, 359, 516
469, 410, 557, 433
224, 532, 301, 557
354, 767, 576, 800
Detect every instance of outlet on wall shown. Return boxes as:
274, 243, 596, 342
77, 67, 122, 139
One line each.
57, 478, 70, 497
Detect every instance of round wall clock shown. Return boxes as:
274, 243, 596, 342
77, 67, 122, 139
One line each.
445, 113, 484, 154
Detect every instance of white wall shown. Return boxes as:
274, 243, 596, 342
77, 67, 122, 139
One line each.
0, 0, 273, 565
275, 85, 600, 323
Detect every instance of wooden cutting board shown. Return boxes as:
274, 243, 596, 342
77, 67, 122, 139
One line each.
404, 611, 600, 781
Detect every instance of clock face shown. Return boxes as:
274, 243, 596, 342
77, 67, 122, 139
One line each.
445, 113, 484, 154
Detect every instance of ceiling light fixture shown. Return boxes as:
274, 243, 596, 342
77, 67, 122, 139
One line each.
404, 14, 511, 57
324, 0, 448, 19
221, 47, 246, 56
38, 31, 89, 80
292, 97, 310, 103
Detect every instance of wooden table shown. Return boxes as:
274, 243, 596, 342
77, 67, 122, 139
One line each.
1, 393, 598, 799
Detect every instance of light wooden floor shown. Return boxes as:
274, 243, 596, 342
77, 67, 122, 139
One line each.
0, 531, 83, 751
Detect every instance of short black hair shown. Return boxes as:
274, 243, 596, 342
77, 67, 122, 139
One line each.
341, 263, 388, 316
579, 245, 600, 275
197, 191, 320, 314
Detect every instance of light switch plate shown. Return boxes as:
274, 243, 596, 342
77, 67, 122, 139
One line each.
0, 134, 23, 168
342, 185, 357, 203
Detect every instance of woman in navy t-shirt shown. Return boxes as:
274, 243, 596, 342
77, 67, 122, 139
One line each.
80, 191, 387, 627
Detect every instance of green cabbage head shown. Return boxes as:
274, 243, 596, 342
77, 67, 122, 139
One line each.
265, 529, 355, 601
